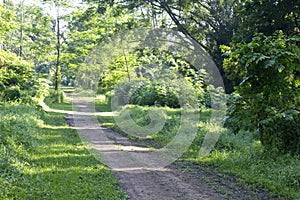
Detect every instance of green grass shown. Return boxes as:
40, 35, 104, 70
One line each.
95, 101, 300, 199
197, 149, 300, 199
44, 90, 73, 111
95, 95, 112, 112
47, 101, 73, 111
0, 103, 127, 199
21, 113, 127, 199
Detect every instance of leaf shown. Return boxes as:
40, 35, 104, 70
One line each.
264, 59, 276, 68
256, 55, 269, 64
275, 65, 285, 73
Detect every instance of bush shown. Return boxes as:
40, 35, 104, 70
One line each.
129, 81, 180, 108
113, 78, 203, 109
3, 87, 21, 101
33, 78, 50, 102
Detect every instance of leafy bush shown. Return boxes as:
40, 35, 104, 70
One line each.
0, 49, 34, 90
32, 78, 50, 103
129, 80, 180, 108
0, 48, 38, 103
222, 31, 300, 153
113, 77, 207, 109
98, 48, 212, 108
3, 87, 21, 101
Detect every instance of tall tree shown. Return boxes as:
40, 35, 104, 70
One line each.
234, 0, 299, 43
41, 0, 71, 102
1, 1, 55, 65
88, 0, 241, 92
54, 1, 61, 91
63, 2, 141, 86
0, 2, 35, 101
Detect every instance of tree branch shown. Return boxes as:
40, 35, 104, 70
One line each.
157, 0, 207, 50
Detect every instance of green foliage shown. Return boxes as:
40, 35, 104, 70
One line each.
130, 80, 178, 107
200, 143, 300, 199
222, 31, 300, 153
0, 48, 36, 102
99, 48, 210, 108
3, 86, 21, 101
98, 53, 139, 93
1, 2, 55, 63
235, 0, 299, 42
0, 48, 51, 104
0, 49, 34, 88
128, 79, 196, 108
0, 3, 15, 39
64, 3, 140, 86
32, 78, 51, 103
117, 0, 241, 92
44, 89, 66, 104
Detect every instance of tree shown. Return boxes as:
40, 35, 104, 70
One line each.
234, 0, 299, 42
64, 2, 141, 86
223, 31, 300, 153
24, 5, 55, 66
41, 0, 72, 102
0, 2, 37, 102
0, 2, 15, 43
108, 0, 241, 92
221, 0, 299, 153
1, 1, 55, 68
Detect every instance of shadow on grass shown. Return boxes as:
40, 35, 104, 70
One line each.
15, 113, 127, 199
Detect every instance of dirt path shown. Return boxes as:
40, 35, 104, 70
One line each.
63, 96, 278, 200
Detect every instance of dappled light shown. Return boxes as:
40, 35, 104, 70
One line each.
1, 0, 299, 199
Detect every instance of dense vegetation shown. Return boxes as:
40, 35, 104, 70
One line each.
0, 0, 299, 199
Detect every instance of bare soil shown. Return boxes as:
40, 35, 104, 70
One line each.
65, 96, 280, 200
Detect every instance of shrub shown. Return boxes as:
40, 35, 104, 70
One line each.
3, 87, 21, 101
113, 78, 203, 109
129, 81, 180, 108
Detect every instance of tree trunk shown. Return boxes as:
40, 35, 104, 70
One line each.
123, 48, 131, 82
19, 0, 24, 57
54, 4, 60, 92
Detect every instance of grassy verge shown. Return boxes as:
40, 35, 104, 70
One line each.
95, 101, 300, 199
0, 103, 127, 199
44, 89, 73, 111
